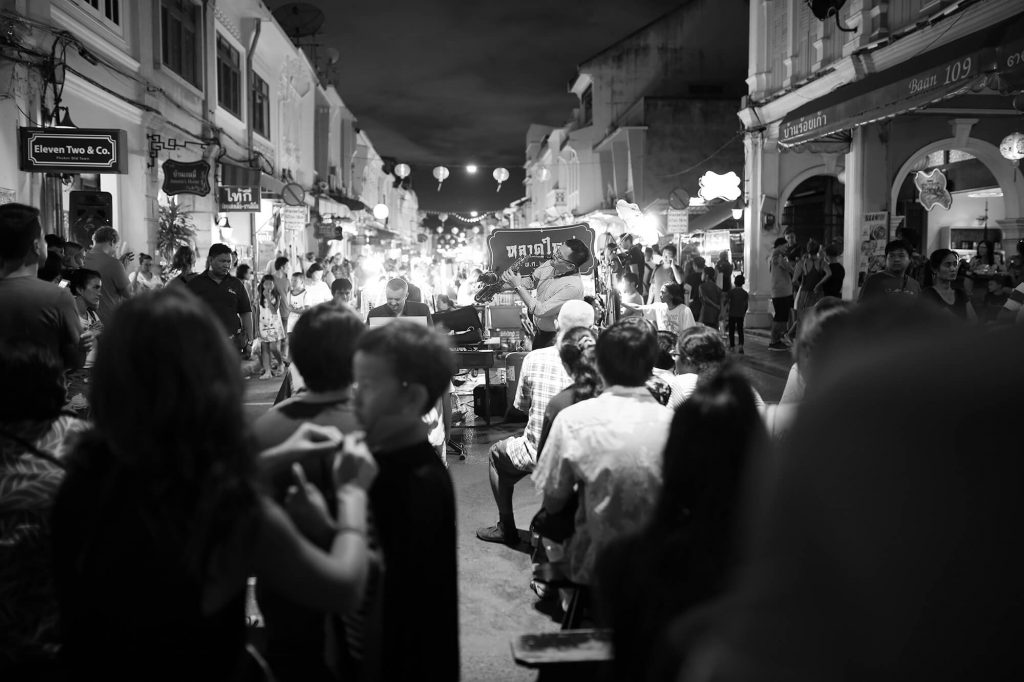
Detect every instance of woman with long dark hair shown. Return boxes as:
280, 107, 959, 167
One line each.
595, 366, 766, 682
167, 245, 197, 287
51, 287, 377, 681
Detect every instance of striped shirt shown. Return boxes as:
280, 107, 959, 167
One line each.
506, 346, 571, 470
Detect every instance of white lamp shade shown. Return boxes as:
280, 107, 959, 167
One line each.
373, 203, 389, 220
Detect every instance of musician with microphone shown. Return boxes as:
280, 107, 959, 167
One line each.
502, 239, 590, 349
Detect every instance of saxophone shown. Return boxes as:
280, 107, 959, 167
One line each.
474, 254, 529, 304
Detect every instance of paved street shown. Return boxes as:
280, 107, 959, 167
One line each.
242, 331, 789, 681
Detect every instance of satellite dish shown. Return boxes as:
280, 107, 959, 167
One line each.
272, 3, 325, 39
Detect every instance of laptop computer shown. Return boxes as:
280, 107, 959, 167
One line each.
367, 315, 430, 328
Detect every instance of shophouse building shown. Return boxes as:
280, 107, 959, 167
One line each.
0, 0, 412, 274
523, 0, 748, 256
740, 0, 1024, 322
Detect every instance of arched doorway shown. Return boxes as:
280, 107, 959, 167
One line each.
893, 146, 1007, 261
780, 174, 845, 249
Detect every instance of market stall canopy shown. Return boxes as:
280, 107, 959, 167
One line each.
688, 202, 734, 232
778, 12, 1024, 149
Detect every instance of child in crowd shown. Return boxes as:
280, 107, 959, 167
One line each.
331, 277, 354, 306
286, 272, 309, 341
256, 274, 286, 380
351, 321, 459, 681
725, 274, 749, 354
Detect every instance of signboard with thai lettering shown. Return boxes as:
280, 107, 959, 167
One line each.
218, 185, 260, 212
779, 48, 990, 147
667, 208, 688, 234
18, 127, 128, 173
162, 159, 210, 196
484, 224, 597, 276
280, 205, 308, 231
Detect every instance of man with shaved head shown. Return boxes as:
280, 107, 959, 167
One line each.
476, 299, 595, 547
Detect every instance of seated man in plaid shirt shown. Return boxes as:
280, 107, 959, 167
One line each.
476, 300, 595, 547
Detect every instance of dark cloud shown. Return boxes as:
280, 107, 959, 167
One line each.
269, 0, 683, 209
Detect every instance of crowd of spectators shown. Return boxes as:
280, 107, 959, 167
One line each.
3, 198, 1024, 682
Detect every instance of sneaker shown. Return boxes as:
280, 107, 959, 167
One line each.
738, 347, 745, 354
767, 341, 790, 351
476, 521, 519, 546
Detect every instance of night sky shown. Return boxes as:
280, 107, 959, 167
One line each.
268, 0, 683, 212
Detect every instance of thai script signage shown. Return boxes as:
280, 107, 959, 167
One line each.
218, 185, 260, 212
779, 48, 989, 147
485, 223, 596, 276
280, 205, 308, 231
161, 159, 210, 196
667, 208, 688, 234
18, 127, 128, 173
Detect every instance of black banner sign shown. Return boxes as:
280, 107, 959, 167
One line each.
161, 159, 211, 196
18, 127, 128, 173
485, 224, 597, 276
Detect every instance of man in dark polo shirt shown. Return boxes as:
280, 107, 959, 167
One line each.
187, 243, 253, 352
366, 277, 431, 324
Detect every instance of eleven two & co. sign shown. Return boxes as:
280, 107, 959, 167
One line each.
18, 127, 128, 174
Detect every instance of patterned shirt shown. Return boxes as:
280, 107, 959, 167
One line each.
533, 386, 673, 585
0, 415, 87, 664
506, 346, 571, 470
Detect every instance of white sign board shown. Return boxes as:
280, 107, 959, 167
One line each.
280, 205, 308, 232
667, 208, 688, 234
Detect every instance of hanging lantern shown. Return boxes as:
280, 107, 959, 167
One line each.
451, 226, 460, 235
394, 163, 411, 179
432, 166, 450, 191
999, 132, 1024, 166
472, 226, 481, 234
373, 203, 389, 220
492, 167, 510, 192
438, 212, 448, 222
537, 167, 551, 182
436, 226, 444, 234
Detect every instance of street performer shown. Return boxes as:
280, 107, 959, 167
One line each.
502, 239, 590, 349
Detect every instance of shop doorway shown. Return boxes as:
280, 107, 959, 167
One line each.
894, 148, 1006, 260
780, 174, 844, 249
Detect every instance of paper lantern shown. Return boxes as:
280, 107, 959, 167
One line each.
999, 132, 1024, 165
492, 167, 510, 192
394, 163, 411, 179
372, 203, 389, 220
432, 166, 450, 191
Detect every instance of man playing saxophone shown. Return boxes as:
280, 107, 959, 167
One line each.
502, 239, 590, 349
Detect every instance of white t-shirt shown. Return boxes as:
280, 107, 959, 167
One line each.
286, 289, 309, 333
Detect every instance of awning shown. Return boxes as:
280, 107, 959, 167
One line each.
687, 203, 734, 232
260, 172, 285, 197
779, 12, 1024, 148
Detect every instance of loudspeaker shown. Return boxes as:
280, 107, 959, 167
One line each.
473, 384, 507, 419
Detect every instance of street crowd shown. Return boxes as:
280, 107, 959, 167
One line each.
2, 198, 1023, 682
